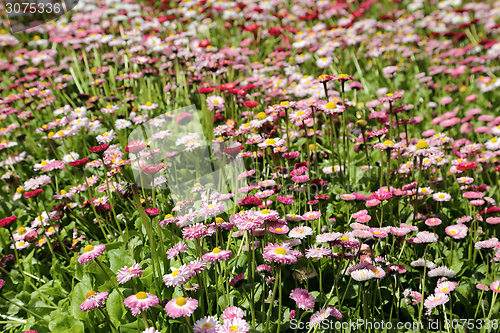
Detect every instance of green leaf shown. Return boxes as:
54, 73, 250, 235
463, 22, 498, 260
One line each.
108, 248, 135, 272
106, 289, 126, 327
49, 304, 85, 333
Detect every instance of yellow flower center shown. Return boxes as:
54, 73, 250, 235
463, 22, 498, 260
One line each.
18, 227, 26, 235
106, 105, 112, 109
262, 209, 270, 214
60, 190, 67, 195
202, 323, 212, 329
84, 245, 94, 253
146, 102, 152, 106
208, 204, 214, 209
296, 111, 305, 117
213, 99, 219, 104
136, 292, 147, 299
175, 297, 187, 306
416, 140, 429, 150
86, 290, 97, 298
276, 228, 283, 232
449, 230, 456, 235
439, 194, 445, 199
212, 247, 221, 254
492, 138, 498, 143
172, 270, 179, 276
230, 326, 238, 332
341, 237, 349, 241
383, 140, 394, 147
280, 101, 289, 106
274, 248, 287, 255
18, 241, 25, 247
325, 102, 336, 109
215, 217, 224, 224
38, 239, 45, 245
47, 227, 54, 233
338, 74, 348, 79
257, 112, 267, 120
266, 139, 276, 145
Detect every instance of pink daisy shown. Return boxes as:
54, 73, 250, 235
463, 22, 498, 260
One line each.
217, 318, 250, 333
124, 292, 159, 316
262, 243, 298, 264
305, 246, 332, 259
166, 241, 188, 260
116, 263, 143, 284
425, 218, 442, 227
221, 306, 245, 321
356, 215, 371, 223
424, 293, 449, 311
194, 316, 220, 333
165, 297, 198, 318
163, 265, 191, 287
79, 290, 109, 311
445, 224, 468, 239
202, 248, 232, 264
491, 281, 500, 293
269, 225, 289, 234
78, 244, 106, 265
302, 211, 321, 221
290, 288, 315, 310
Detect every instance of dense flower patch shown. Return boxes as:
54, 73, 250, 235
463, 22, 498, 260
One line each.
1, 0, 500, 332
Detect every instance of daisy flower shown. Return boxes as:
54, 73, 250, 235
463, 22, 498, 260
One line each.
218, 318, 250, 333
290, 288, 315, 310
199, 201, 225, 218
428, 266, 456, 278
258, 137, 285, 149
166, 241, 188, 259
202, 248, 232, 264
445, 224, 468, 239
165, 297, 198, 318
289, 108, 312, 122
269, 225, 289, 234
433, 192, 451, 202
116, 263, 143, 284
350, 269, 376, 282
78, 244, 106, 265
80, 291, 109, 311
305, 246, 332, 259
262, 243, 298, 264
302, 211, 321, 221
163, 265, 191, 287
425, 218, 442, 227
124, 292, 159, 316
194, 315, 220, 333
288, 226, 313, 239
221, 306, 245, 321
424, 293, 449, 312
